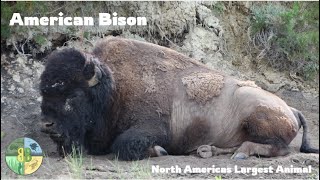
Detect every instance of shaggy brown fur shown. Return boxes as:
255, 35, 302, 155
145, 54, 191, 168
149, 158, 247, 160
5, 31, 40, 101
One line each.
40, 37, 318, 160
181, 72, 224, 104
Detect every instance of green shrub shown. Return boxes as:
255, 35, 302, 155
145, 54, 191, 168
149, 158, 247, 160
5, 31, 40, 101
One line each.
250, 2, 319, 81
212, 2, 225, 14
34, 35, 47, 45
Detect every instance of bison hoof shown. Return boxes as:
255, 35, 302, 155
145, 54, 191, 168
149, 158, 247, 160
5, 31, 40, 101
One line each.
149, 145, 168, 157
197, 145, 213, 158
231, 152, 249, 160
154, 146, 168, 156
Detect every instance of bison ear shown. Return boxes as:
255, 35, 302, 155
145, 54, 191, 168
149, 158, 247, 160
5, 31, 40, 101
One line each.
83, 61, 102, 87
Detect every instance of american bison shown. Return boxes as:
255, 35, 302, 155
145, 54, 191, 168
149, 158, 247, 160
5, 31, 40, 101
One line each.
40, 37, 318, 160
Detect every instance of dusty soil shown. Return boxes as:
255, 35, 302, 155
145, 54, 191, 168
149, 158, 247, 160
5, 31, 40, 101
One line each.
1, 52, 319, 179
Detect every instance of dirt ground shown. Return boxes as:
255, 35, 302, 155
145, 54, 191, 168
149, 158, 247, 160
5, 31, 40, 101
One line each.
0, 53, 319, 180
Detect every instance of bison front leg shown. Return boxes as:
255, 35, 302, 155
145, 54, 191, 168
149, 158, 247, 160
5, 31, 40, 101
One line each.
111, 125, 169, 160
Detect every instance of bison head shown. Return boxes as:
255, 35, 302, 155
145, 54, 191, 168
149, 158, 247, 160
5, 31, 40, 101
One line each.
40, 48, 115, 155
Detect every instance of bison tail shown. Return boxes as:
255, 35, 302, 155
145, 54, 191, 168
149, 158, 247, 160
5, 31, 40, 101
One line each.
293, 108, 319, 153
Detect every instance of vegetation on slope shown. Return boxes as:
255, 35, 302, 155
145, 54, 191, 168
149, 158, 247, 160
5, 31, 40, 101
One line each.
250, 2, 319, 80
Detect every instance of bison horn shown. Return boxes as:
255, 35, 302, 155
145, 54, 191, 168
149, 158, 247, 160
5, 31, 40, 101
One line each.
88, 66, 102, 87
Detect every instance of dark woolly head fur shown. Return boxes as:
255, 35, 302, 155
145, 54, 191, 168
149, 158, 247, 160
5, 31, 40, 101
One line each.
40, 48, 116, 155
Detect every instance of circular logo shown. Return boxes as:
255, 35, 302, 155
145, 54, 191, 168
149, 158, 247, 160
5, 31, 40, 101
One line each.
5, 137, 43, 175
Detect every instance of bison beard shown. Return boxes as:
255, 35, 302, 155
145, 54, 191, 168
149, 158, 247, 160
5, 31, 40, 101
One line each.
40, 37, 318, 161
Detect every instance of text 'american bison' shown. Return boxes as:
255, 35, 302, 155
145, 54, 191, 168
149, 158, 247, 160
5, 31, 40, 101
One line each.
40, 37, 318, 160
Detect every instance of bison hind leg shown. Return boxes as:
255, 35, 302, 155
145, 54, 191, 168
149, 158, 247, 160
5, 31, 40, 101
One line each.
234, 106, 296, 159
234, 121, 291, 159
231, 139, 290, 160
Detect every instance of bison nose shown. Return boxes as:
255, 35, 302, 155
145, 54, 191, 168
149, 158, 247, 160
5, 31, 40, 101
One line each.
40, 121, 57, 134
